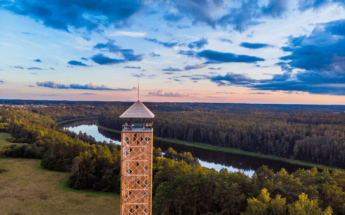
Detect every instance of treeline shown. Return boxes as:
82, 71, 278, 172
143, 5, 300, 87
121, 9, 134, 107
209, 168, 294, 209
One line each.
153, 159, 339, 215
2, 109, 345, 214
2, 99, 345, 113
99, 112, 345, 168
32, 105, 124, 122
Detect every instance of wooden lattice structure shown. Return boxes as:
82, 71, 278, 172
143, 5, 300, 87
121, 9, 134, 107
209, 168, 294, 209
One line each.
120, 99, 155, 215
121, 131, 153, 215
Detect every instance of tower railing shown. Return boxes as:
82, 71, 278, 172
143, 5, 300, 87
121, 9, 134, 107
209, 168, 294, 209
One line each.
122, 123, 153, 132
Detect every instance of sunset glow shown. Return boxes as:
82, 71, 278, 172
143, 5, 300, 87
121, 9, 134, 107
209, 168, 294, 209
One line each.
1, 0, 345, 104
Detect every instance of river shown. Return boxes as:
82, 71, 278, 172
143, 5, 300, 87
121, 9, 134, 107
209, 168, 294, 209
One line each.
63, 120, 315, 177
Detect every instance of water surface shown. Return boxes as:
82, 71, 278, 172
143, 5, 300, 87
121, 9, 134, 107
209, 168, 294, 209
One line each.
64, 120, 316, 177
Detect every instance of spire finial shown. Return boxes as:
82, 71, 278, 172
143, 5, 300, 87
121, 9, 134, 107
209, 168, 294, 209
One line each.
138, 77, 139, 101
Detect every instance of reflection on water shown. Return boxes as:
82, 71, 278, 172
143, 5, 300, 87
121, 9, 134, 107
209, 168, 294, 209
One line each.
64, 120, 315, 177
66, 124, 121, 145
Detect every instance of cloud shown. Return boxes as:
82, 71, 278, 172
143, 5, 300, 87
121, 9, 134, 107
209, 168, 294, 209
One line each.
148, 52, 160, 57
209, 67, 221, 70
123, 66, 141, 69
240, 42, 273, 49
132, 73, 145, 77
50, 68, 55, 70
218, 0, 289, 32
29, 85, 34, 87
144, 38, 178, 48
209, 72, 258, 86
68, 60, 89, 66
251, 19, 345, 95
184, 64, 206, 70
22, 32, 36, 35
2, 0, 146, 32
40, 94, 58, 97
14, 66, 24, 69
0, 80, 3, 84
198, 50, 265, 64
164, 13, 184, 22
219, 38, 233, 43
148, 89, 188, 97
37, 81, 69, 89
162, 67, 182, 72
217, 91, 236, 94
177, 25, 190, 29
206, 20, 345, 96
30, 72, 39, 75
81, 57, 88, 61
91, 54, 125, 65
248, 92, 271, 94
36, 81, 133, 91
27, 67, 42, 70
261, 0, 289, 18
107, 31, 146, 37
298, 0, 334, 11
93, 41, 143, 63
33, 59, 41, 62
177, 50, 198, 58
188, 38, 208, 49
80, 93, 96, 95
148, 75, 157, 79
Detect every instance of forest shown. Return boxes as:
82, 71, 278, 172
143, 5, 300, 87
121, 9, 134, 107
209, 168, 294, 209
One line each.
1, 108, 345, 214
99, 111, 345, 169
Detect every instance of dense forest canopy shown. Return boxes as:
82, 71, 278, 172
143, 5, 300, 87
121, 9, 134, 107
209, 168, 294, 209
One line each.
2, 99, 345, 114
2, 106, 345, 214
99, 112, 345, 169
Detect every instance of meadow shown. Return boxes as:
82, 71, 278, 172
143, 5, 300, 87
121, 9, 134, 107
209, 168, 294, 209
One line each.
0, 158, 120, 215
0, 133, 11, 148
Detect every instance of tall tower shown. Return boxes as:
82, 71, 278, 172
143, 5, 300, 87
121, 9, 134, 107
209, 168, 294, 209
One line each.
119, 99, 155, 215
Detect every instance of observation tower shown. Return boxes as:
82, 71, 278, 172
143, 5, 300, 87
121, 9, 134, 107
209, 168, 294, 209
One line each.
119, 93, 155, 215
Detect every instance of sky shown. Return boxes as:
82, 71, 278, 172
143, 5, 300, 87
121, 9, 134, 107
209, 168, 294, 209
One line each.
1, 0, 345, 104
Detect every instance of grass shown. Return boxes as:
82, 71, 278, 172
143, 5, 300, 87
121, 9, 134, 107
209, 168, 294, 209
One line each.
32, 163, 120, 198
0, 159, 120, 215
96, 123, 338, 171
0, 132, 11, 148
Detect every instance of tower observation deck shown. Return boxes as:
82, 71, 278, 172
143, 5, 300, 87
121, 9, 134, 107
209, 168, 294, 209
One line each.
119, 99, 155, 215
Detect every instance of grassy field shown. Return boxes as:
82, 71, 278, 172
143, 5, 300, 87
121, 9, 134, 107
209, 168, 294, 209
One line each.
96, 123, 338, 171
0, 133, 11, 148
0, 159, 120, 215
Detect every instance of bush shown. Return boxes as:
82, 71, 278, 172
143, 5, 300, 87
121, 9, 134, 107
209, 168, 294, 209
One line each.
41, 153, 70, 172
34, 147, 45, 159
23, 145, 35, 158
0, 143, 28, 158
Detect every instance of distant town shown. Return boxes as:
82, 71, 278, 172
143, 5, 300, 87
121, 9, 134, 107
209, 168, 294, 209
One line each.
0, 104, 49, 109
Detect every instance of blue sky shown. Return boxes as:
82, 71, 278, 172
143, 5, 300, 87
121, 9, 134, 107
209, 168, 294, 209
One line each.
1, 0, 345, 104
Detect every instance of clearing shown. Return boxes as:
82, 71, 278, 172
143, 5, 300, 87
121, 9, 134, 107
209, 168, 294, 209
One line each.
0, 159, 120, 215
0, 133, 11, 148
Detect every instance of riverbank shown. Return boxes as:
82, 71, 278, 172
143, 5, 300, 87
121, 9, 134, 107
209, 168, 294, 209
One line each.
57, 117, 98, 125
96, 123, 338, 171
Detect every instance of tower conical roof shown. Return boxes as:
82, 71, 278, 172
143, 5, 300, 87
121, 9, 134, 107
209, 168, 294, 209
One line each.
120, 100, 155, 118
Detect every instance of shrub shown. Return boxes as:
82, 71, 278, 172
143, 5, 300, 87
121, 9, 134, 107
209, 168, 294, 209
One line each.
23, 145, 35, 158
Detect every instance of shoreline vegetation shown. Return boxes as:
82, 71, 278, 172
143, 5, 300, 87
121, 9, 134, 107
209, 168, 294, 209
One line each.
2, 108, 345, 214
95, 123, 338, 171
57, 117, 98, 125
56, 117, 341, 171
